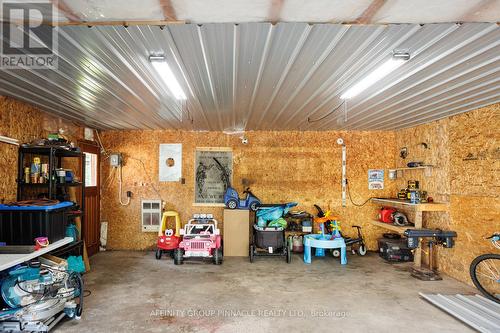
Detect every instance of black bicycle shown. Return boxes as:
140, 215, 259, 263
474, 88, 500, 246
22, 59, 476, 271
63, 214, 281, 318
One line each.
469, 233, 500, 304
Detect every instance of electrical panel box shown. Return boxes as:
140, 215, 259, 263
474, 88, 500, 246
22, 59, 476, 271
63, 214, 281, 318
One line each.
109, 153, 122, 167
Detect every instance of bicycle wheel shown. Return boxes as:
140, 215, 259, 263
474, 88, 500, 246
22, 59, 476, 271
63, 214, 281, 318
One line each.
470, 254, 500, 304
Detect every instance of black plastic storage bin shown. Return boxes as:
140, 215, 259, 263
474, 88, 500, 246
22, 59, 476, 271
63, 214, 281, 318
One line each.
254, 226, 285, 249
0, 201, 74, 245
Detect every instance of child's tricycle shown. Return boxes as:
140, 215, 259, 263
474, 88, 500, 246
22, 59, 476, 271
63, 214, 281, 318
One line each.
156, 210, 181, 259
174, 214, 223, 265
333, 225, 367, 257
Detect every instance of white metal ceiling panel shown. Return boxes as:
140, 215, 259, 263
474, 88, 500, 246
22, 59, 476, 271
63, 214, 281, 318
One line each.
342, 23, 500, 130
233, 23, 274, 132
274, 24, 421, 130
244, 23, 312, 129
0, 22, 498, 131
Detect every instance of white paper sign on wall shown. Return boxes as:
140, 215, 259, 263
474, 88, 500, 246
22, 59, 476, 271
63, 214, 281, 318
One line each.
368, 169, 384, 190
159, 144, 182, 182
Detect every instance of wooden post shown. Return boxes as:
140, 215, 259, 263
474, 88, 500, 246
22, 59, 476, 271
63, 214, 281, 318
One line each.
413, 210, 423, 267
68, 186, 90, 272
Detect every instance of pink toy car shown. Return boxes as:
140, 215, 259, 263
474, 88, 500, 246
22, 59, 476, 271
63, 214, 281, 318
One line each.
174, 214, 223, 265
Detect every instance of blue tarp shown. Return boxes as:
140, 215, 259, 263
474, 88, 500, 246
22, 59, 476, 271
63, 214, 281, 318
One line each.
256, 202, 297, 227
0, 201, 74, 211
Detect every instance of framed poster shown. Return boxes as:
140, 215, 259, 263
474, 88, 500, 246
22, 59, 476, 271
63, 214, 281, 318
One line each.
368, 169, 384, 190
159, 144, 182, 182
194, 148, 232, 205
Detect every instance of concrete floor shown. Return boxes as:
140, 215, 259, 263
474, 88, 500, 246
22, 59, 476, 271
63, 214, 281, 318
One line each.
58, 251, 475, 333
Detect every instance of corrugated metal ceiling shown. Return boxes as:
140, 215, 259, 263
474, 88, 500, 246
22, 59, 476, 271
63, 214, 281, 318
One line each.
0, 22, 498, 131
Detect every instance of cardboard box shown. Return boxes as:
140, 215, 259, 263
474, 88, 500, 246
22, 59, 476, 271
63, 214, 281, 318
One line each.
223, 209, 250, 256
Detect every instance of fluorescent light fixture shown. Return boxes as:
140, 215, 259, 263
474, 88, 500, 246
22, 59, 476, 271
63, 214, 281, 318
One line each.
341, 52, 410, 99
149, 55, 187, 100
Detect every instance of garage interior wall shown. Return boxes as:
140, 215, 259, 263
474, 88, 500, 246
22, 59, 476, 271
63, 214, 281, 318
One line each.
394, 103, 499, 284
99, 129, 397, 251
1, 95, 498, 286
0, 96, 83, 203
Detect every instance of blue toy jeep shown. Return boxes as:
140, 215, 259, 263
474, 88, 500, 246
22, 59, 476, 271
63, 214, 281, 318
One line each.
224, 187, 261, 211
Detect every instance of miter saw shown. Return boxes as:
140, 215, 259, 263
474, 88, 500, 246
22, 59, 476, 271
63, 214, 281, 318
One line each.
0, 261, 83, 332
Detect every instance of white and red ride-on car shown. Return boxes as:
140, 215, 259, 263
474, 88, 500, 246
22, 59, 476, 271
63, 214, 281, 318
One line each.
174, 214, 223, 265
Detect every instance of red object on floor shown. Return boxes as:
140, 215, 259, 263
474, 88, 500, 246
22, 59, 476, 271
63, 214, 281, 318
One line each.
379, 207, 397, 223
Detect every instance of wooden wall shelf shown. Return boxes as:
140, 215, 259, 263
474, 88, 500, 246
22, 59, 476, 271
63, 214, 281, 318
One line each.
392, 166, 432, 171
389, 165, 433, 178
371, 198, 448, 212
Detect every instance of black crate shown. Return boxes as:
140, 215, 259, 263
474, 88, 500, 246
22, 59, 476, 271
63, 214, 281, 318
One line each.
0, 202, 74, 246
378, 237, 413, 262
254, 227, 285, 249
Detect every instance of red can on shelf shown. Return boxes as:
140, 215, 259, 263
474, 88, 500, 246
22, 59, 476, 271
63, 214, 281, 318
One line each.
378, 207, 397, 224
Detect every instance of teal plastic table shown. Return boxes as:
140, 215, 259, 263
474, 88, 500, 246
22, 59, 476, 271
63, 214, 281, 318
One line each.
303, 234, 347, 265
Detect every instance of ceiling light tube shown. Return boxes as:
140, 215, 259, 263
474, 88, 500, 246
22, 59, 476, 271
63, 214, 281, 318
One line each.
149, 55, 187, 100
341, 52, 410, 99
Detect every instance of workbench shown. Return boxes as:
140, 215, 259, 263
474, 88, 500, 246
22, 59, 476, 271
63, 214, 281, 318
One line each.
0, 237, 74, 272
369, 198, 448, 267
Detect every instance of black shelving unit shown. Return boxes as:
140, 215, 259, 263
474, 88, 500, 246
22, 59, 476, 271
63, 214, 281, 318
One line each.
17, 146, 85, 202
16, 146, 86, 258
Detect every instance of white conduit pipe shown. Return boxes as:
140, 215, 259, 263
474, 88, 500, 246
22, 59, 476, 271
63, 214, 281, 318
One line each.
0, 135, 19, 145
118, 165, 130, 206
341, 145, 347, 207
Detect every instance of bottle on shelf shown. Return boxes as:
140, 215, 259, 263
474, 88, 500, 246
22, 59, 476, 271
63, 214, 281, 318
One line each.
24, 167, 30, 184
